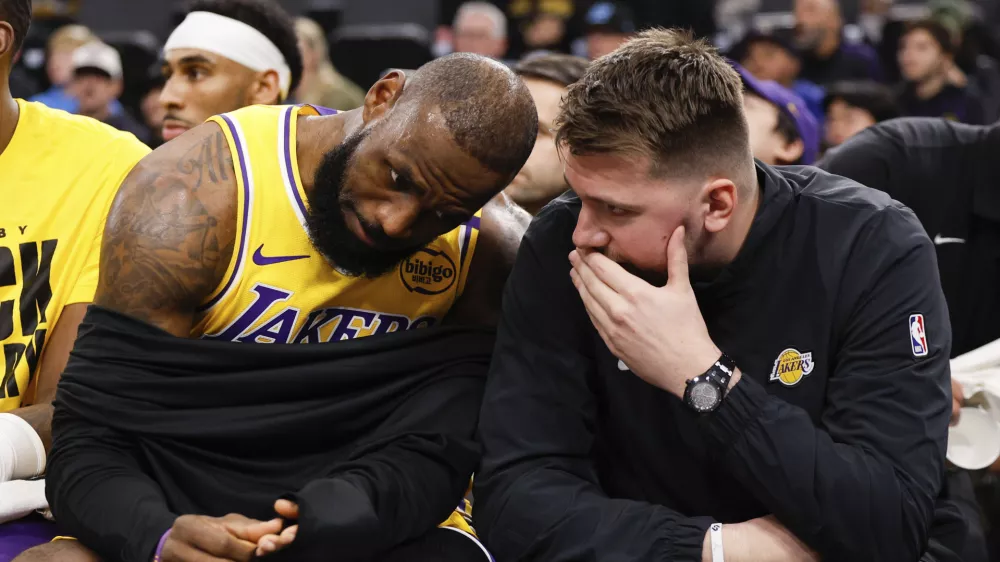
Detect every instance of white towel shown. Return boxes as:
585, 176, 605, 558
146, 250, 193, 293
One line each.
0, 479, 47, 523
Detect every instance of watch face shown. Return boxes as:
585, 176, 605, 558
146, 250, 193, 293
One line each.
689, 381, 721, 412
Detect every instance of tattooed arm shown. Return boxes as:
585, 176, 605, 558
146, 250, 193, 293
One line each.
96, 122, 238, 336
40, 124, 244, 560
444, 193, 530, 327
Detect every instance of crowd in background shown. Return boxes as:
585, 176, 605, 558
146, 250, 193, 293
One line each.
6, 0, 1000, 154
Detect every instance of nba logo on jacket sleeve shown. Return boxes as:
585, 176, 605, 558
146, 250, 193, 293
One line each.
909, 314, 928, 357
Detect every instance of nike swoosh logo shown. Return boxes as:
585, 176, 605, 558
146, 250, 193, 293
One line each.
252, 244, 309, 266
933, 234, 966, 245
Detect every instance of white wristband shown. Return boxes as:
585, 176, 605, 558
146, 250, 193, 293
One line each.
0, 413, 46, 483
710, 522, 725, 562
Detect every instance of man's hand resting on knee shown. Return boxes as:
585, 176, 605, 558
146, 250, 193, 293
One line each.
162, 514, 283, 562
254, 500, 299, 557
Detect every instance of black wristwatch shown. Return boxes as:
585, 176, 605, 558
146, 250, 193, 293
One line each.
683, 353, 737, 414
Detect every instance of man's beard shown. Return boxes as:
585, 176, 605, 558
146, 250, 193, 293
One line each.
304, 128, 423, 278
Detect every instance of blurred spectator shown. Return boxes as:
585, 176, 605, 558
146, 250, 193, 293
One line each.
734, 63, 820, 165
506, 53, 589, 214
29, 23, 93, 112
732, 31, 825, 126
823, 80, 899, 148
897, 19, 984, 124
139, 74, 166, 148
794, 0, 882, 84
452, 2, 508, 60
506, 0, 576, 59
293, 17, 365, 111
159, 0, 303, 142
583, 1, 636, 60
68, 41, 150, 143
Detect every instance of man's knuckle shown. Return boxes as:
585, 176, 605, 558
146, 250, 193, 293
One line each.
610, 305, 630, 324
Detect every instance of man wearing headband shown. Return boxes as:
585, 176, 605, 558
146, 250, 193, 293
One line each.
159, 0, 302, 142
0, 0, 148, 516
16, 52, 536, 562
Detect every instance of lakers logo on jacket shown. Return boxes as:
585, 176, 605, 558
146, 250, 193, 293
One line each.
769, 348, 814, 387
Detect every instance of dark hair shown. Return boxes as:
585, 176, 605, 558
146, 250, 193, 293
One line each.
0, 0, 31, 55
184, 0, 303, 93
774, 108, 801, 145
823, 81, 900, 122
514, 53, 590, 88
903, 19, 955, 55
557, 28, 751, 180
408, 53, 538, 179
729, 32, 799, 65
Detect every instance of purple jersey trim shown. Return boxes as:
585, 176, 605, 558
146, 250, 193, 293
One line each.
198, 115, 251, 312
459, 215, 481, 272
283, 107, 310, 219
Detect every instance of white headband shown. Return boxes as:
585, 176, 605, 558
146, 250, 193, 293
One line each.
164, 11, 292, 100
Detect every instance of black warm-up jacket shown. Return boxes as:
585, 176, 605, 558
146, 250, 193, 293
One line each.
475, 162, 954, 562
46, 306, 493, 562
820, 117, 1000, 357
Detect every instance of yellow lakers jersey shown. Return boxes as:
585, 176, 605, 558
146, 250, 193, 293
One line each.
0, 100, 150, 411
194, 105, 481, 342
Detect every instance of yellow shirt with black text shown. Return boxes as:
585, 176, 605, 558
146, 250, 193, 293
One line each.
0, 100, 150, 411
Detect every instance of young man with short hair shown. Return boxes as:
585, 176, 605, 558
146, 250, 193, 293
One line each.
476, 29, 958, 562
823, 80, 899, 147
897, 19, 984, 123
159, 0, 304, 142
506, 53, 589, 214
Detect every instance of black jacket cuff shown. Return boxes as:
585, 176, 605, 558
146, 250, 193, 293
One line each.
665, 515, 715, 561
699, 375, 769, 449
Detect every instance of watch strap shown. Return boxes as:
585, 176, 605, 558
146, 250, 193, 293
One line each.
713, 353, 736, 392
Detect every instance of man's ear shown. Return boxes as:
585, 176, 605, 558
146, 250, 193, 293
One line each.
702, 178, 738, 235
775, 138, 805, 165
249, 69, 283, 105
0, 22, 14, 61
362, 69, 407, 124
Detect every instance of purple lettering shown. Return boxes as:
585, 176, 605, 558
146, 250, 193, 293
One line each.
236, 308, 300, 344
329, 309, 378, 341
292, 309, 336, 344
372, 313, 410, 335
203, 284, 292, 341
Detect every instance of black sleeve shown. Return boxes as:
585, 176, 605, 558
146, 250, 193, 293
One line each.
695, 204, 951, 561
276, 368, 486, 562
474, 207, 715, 562
46, 406, 177, 562
817, 128, 896, 191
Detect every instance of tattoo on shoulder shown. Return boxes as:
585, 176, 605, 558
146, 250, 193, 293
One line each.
96, 128, 237, 333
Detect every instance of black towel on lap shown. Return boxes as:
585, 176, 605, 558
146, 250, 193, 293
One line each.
47, 305, 493, 562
